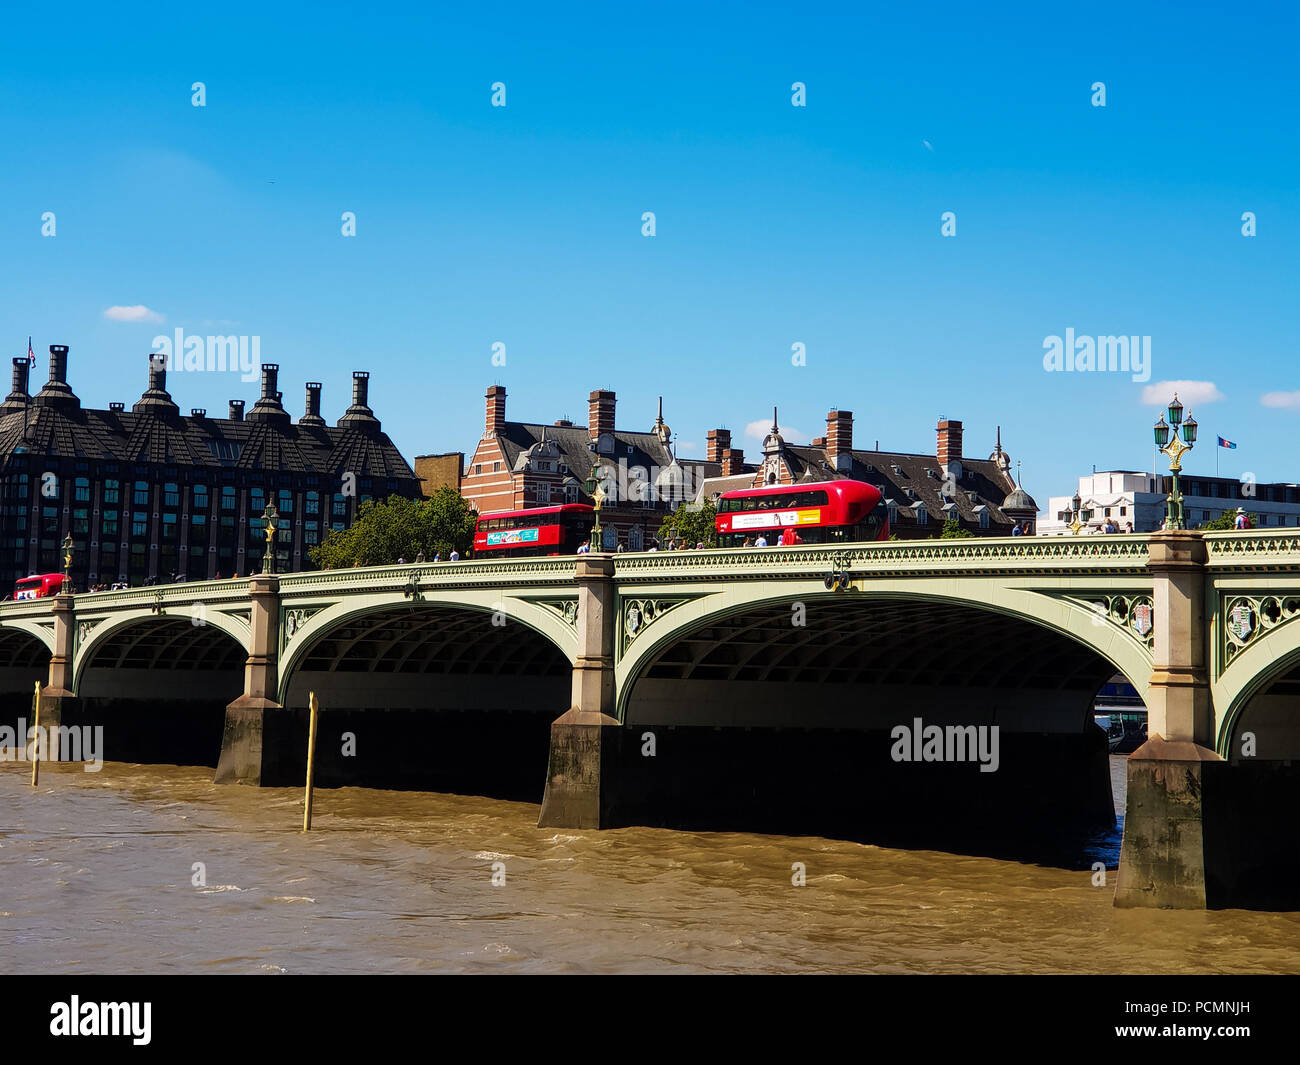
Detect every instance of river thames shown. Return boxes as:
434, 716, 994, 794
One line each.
4, 757, 1300, 974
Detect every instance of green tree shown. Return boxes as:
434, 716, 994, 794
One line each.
657, 499, 717, 548
940, 516, 974, 538
1200, 508, 1255, 531
308, 487, 477, 568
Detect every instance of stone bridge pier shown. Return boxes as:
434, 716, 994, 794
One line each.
214, 573, 284, 785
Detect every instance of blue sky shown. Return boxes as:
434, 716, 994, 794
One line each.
2, 1, 1297, 508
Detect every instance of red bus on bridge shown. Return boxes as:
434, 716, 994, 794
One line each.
473, 504, 596, 557
13, 573, 67, 600
715, 480, 888, 546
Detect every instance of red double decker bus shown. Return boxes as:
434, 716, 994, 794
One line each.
13, 573, 67, 600
715, 480, 888, 546
474, 504, 596, 557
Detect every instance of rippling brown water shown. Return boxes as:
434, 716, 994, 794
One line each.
4, 758, 1300, 974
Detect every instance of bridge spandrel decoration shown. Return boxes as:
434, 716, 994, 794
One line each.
621, 597, 693, 653
1062, 593, 1156, 653
1219, 594, 1299, 668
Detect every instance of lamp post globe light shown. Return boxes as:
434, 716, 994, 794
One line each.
1154, 392, 1197, 530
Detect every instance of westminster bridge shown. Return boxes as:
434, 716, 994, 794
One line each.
5, 529, 1300, 910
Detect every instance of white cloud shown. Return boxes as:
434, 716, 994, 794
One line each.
1140, 380, 1224, 407
104, 305, 164, 324
744, 419, 809, 444
1261, 391, 1300, 409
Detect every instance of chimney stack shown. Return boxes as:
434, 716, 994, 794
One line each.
937, 418, 963, 466
229, 399, 245, 421
826, 410, 853, 473
722, 448, 745, 477
707, 428, 732, 464
260, 363, 279, 400
33, 344, 80, 410
49, 344, 69, 384
300, 381, 325, 426
247, 363, 289, 424
133, 351, 179, 416
0, 358, 31, 414
337, 370, 380, 431
109, 402, 125, 413
148, 352, 167, 393
485, 385, 506, 435
588, 389, 616, 442
190, 408, 207, 418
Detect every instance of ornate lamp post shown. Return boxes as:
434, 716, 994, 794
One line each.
1067, 491, 1085, 535
61, 532, 74, 592
1153, 393, 1198, 530
584, 462, 606, 552
261, 501, 279, 574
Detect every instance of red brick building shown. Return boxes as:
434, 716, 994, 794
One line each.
461, 386, 717, 550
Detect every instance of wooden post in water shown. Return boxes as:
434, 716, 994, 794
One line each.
302, 691, 320, 831
30, 682, 41, 787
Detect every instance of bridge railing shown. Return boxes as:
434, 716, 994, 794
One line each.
1205, 529, 1300, 568
613, 534, 1154, 579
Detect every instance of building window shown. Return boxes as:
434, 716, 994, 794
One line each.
979, 510, 990, 529
42, 507, 59, 535
221, 486, 236, 511
74, 478, 90, 502
101, 511, 119, 537
332, 494, 347, 517
305, 492, 319, 515
493, 461, 501, 473
475, 464, 483, 475
134, 481, 150, 505
278, 489, 293, 514
164, 483, 180, 508
916, 506, 928, 525
132, 513, 148, 537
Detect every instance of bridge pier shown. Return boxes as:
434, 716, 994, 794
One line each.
538, 555, 623, 829
1116, 532, 1225, 909
35, 592, 78, 746
214, 574, 289, 785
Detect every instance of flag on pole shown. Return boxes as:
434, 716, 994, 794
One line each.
1218, 436, 1237, 449
27, 337, 35, 368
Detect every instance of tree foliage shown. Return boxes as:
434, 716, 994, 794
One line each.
939, 516, 975, 538
1199, 508, 1255, 531
657, 499, 717, 548
308, 487, 477, 568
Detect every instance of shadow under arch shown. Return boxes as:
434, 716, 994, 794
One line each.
612, 592, 1135, 863
0, 627, 54, 739
276, 600, 571, 798
75, 615, 248, 766
1200, 648, 1300, 910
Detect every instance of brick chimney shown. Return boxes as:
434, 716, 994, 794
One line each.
485, 385, 506, 435
707, 428, 732, 464
826, 410, 853, 473
588, 389, 615, 442
722, 448, 745, 476
937, 418, 963, 465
